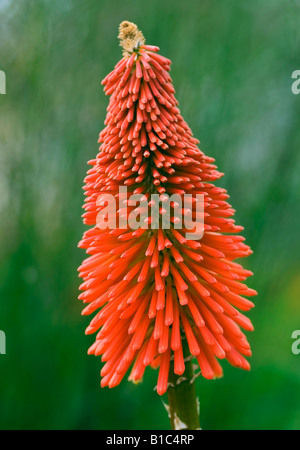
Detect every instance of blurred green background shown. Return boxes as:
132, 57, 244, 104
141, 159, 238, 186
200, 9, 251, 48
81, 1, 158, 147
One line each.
1, 0, 300, 430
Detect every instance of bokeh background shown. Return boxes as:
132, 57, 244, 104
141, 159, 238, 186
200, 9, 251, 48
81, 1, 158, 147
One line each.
1, 0, 300, 430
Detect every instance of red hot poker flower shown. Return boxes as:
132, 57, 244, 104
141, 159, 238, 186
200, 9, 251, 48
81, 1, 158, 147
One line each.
78, 21, 257, 398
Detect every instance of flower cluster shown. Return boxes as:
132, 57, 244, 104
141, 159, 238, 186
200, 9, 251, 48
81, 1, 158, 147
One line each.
78, 22, 257, 395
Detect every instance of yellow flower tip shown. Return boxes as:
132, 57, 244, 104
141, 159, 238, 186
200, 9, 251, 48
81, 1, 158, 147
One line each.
118, 21, 145, 57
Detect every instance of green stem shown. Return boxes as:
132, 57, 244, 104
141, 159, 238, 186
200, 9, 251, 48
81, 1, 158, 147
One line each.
167, 340, 200, 430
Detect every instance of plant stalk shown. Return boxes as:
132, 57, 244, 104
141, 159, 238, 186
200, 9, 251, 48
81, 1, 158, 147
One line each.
166, 340, 200, 430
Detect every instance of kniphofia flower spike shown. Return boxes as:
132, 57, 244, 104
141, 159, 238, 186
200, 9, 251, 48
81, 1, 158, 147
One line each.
78, 21, 257, 398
